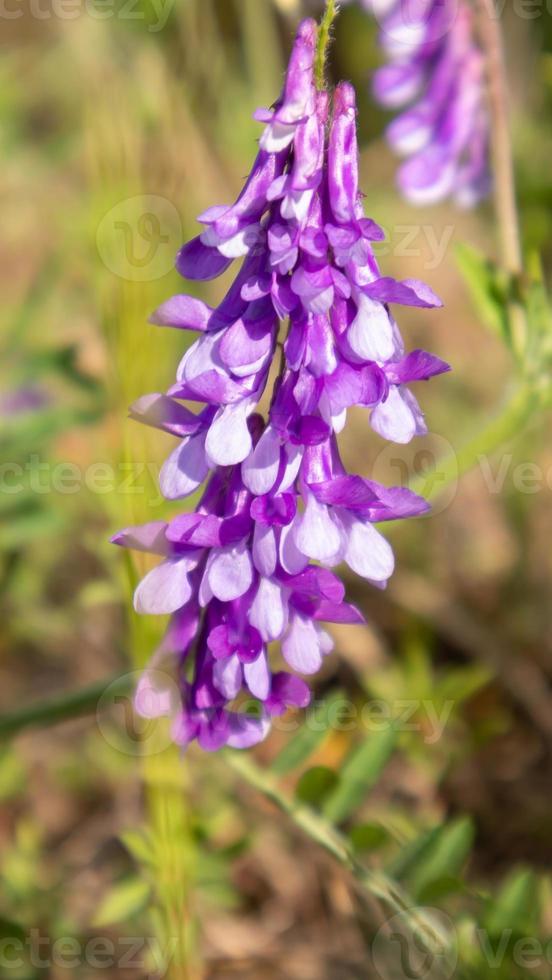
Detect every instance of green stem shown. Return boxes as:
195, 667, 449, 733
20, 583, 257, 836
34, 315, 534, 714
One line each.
225, 751, 456, 960
410, 385, 542, 503
476, 0, 527, 360
0, 674, 132, 740
315, 0, 339, 90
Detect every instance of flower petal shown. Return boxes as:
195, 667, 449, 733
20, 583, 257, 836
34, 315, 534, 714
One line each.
134, 557, 194, 615
208, 542, 254, 602
249, 578, 288, 642
160, 433, 209, 499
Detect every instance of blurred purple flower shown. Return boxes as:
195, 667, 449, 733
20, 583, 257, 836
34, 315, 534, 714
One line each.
354, 0, 491, 206
114, 19, 449, 752
0, 385, 50, 418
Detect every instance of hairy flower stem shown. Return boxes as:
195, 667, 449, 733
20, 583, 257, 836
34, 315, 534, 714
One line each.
315, 0, 339, 90
476, 0, 527, 360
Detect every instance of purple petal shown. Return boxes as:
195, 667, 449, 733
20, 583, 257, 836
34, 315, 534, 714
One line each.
149, 294, 213, 330
226, 711, 271, 749
129, 394, 207, 438
363, 277, 442, 309
266, 673, 311, 715
112, 521, 169, 556
386, 350, 451, 383
177, 236, 233, 281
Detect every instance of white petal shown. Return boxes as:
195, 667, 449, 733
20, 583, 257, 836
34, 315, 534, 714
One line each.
260, 121, 296, 153
205, 401, 253, 467
135, 666, 177, 720
208, 542, 254, 601
252, 524, 277, 577
279, 519, 309, 574
348, 293, 396, 362
278, 442, 303, 492
293, 493, 344, 563
160, 433, 209, 500
370, 386, 418, 444
242, 426, 281, 495
134, 557, 193, 615
217, 224, 261, 258
342, 514, 395, 583
282, 616, 330, 675
178, 332, 220, 383
244, 649, 271, 700
249, 578, 288, 642
213, 655, 243, 700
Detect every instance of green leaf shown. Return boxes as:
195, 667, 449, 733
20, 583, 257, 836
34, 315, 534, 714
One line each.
418, 874, 466, 903
456, 243, 510, 343
349, 822, 390, 854
120, 829, 156, 870
271, 690, 345, 776
322, 725, 398, 824
295, 766, 339, 807
0, 749, 26, 801
390, 818, 474, 900
93, 878, 151, 927
484, 868, 539, 937
437, 664, 493, 705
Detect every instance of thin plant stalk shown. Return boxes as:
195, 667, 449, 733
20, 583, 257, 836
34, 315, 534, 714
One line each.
476, 0, 527, 359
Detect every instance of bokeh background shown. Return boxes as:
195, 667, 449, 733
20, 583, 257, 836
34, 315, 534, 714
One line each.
2, 1, 552, 977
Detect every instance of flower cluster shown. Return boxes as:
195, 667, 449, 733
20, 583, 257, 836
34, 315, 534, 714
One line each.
113, 19, 449, 752
360, 0, 491, 207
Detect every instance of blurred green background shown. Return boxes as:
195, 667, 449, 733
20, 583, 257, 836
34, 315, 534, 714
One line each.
2, 1, 552, 977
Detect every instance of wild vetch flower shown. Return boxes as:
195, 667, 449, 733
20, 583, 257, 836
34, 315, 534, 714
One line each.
113, 18, 449, 752
0, 386, 50, 418
361, 0, 491, 207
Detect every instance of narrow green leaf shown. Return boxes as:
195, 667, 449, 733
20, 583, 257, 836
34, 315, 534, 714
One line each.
120, 829, 156, 869
323, 725, 397, 824
393, 818, 474, 900
484, 868, 539, 937
296, 766, 339, 807
388, 827, 447, 880
271, 690, 345, 776
93, 878, 151, 927
349, 822, 390, 854
455, 243, 510, 342
418, 875, 466, 903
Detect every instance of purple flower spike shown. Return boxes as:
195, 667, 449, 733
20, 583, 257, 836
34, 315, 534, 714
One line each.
114, 19, 449, 753
367, 0, 491, 207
